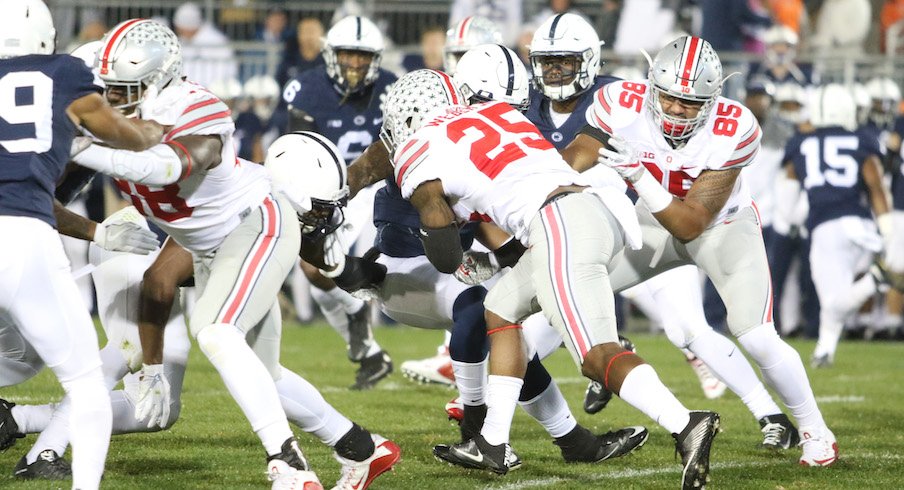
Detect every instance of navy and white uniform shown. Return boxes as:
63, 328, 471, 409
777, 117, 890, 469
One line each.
526, 76, 618, 150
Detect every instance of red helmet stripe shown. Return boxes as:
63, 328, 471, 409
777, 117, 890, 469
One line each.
457, 16, 472, 42
679, 36, 701, 87
100, 18, 146, 75
433, 70, 460, 105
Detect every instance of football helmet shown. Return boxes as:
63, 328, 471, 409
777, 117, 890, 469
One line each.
69, 40, 103, 69
444, 16, 503, 75
324, 16, 384, 97
763, 25, 798, 66
850, 82, 870, 125
208, 78, 242, 102
809, 84, 856, 131
454, 44, 530, 112
97, 19, 182, 112
264, 131, 348, 237
648, 36, 723, 141
864, 77, 902, 129
529, 13, 602, 102
0, 0, 56, 59
774, 82, 808, 125
380, 69, 464, 154
243, 75, 280, 120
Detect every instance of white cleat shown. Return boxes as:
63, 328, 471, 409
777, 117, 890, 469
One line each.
332, 434, 401, 490
268, 459, 324, 490
798, 426, 839, 467
400, 347, 455, 387
687, 356, 727, 399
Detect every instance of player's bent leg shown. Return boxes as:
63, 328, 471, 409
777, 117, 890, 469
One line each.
0, 325, 44, 387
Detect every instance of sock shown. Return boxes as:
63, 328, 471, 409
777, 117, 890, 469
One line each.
290, 263, 314, 322
480, 375, 523, 446
814, 317, 844, 359
519, 381, 576, 439
25, 397, 70, 464
452, 358, 487, 406
61, 367, 111, 490
618, 364, 690, 434
311, 286, 352, 343
275, 367, 353, 447
197, 323, 292, 456
333, 423, 375, 462
738, 324, 826, 429
687, 330, 781, 419
11, 403, 54, 434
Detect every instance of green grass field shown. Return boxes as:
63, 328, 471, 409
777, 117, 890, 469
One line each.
1, 322, 902, 489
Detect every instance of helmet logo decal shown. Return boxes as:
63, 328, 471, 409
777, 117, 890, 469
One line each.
100, 18, 145, 75
433, 70, 460, 105
355, 16, 361, 41
679, 36, 701, 88
499, 44, 515, 96
548, 14, 564, 44
458, 17, 472, 42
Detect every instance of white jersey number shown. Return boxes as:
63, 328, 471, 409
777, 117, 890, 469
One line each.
0, 72, 54, 154
800, 135, 859, 189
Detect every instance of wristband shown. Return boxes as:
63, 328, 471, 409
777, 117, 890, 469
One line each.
632, 171, 673, 213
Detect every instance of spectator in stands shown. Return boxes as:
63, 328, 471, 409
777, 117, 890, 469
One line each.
881, 0, 904, 53
276, 17, 325, 90
173, 1, 238, 89
809, 0, 871, 56
402, 26, 446, 72
256, 8, 292, 45
598, 0, 621, 46
450, 0, 523, 46
700, 0, 772, 52
767, 0, 806, 34
748, 25, 817, 86
613, 0, 678, 55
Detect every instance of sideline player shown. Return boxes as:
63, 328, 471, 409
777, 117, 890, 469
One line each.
0, 1, 165, 488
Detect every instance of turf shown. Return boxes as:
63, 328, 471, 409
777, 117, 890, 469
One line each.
1, 322, 902, 489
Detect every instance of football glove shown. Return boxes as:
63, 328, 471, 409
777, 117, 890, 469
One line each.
93, 221, 160, 255
454, 251, 500, 286
135, 363, 171, 429
597, 137, 644, 184
320, 233, 347, 278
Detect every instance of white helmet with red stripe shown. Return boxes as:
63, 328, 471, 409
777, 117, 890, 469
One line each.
454, 44, 530, 112
379, 69, 463, 154
529, 13, 601, 102
97, 19, 182, 111
444, 16, 503, 75
0, 0, 56, 59
648, 36, 723, 141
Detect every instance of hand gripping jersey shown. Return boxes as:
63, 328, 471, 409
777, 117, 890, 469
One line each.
394, 101, 586, 244
114, 81, 270, 254
0, 54, 103, 226
585, 80, 761, 224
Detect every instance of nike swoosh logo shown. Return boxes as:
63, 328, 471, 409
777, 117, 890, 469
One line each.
456, 448, 484, 464
728, 348, 736, 357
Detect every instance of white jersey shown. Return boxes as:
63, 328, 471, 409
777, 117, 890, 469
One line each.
114, 81, 270, 254
395, 101, 586, 244
585, 80, 761, 225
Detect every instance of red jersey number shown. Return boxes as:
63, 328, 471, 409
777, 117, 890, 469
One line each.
618, 82, 647, 113
115, 179, 193, 222
712, 102, 740, 137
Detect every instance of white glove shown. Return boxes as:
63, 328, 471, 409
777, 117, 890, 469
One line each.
597, 137, 644, 184
93, 221, 160, 254
350, 288, 380, 301
454, 251, 500, 286
135, 363, 171, 429
70, 136, 93, 158
138, 85, 182, 126
320, 233, 347, 278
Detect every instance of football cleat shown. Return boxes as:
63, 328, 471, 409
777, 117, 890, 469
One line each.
871, 258, 904, 293
445, 396, 464, 422
346, 305, 373, 362
798, 426, 839, 467
758, 414, 800, 450
332, 434, 401, 490
810, 352, 833, 369
433, 435, 522, 475
267, 437, 323, 490
13, 450, 71, 480
0, 398, 24, 451
351, 351, 393, 390
687, 356, 727, 399
583, 336, 635, 414
673, 411, 720, 490
400, 348, 455, 387
556, 425, 649, 463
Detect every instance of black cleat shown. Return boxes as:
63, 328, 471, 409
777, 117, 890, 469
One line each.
433, 435, 522, 475
556, 425, 648, 463
583, 336, 635, 414
0, 398, 24, 451
758, 414, 800, 450
351, 351, 393, 390
459, 404, 487, 443
13, 450, 71, 480
266, 437, 310, 471
346, 305, 373, 362
674, 411, 720, 490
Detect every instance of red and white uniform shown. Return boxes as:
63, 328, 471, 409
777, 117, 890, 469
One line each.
114, 81, 270, 254
585, 80, 761, 223
394, 101, 585, 244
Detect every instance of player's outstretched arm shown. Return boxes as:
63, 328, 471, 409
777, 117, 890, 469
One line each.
348, 141, 392, 198
68, 92, 164, 152
561, 131, 608, 173
139, 239, 194, 365
410, 180, 463, 274
657, 168, 740, 242
54, 199, 95, 242
53, 200, 160, 254
863, 154, 891, 218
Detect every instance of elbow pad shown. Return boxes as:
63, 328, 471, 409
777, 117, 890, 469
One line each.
419, 224, 464, 274
73, 143, 183, 186
493, 237, 527, 268
334, 251, 387, 292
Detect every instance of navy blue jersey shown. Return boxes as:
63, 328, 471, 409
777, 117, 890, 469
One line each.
525, 76, 619, 149
233, 110, 265, 161
784, 126, 882, 230
892, 116, 904, 210
283, 66, 397, 165
0, 55, 102, 227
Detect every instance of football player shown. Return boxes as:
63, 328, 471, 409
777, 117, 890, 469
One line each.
282, 15, 395, 389
0, 1, 165, 488
381, 69, 718, 488
561, 35, 839, 467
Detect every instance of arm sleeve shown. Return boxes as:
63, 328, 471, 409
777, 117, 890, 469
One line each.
583, 84, 616, 136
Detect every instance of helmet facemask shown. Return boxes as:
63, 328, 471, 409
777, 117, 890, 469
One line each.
530, 52, 592, 101
300, 196, 348, 240
648, 84, 718, 142
325, 46, 381, 99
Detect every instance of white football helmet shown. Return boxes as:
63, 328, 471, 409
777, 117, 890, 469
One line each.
865, 77, 902, 129
324, 16, 384, 97
850, 82, 870, 125
763, 25, 799, 66
454, 44, 530, 112
774, 82, 808, 124
648, 36, 723, 141
444, 16, 503, 75
265, 131, 348, 236
97, 19, 182, 111
243, 75, 281, 120
380, 69, 464, 154
0, 0, 55, 59
70, 40, 103, 69
809, 84, 857, 131
529, 13, 601, 102
208, 78, 242, 102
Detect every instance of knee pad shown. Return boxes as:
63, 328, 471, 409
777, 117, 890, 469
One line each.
196, 323, 244, 359
737, 323, 785, 365
449, 287, 490, 363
